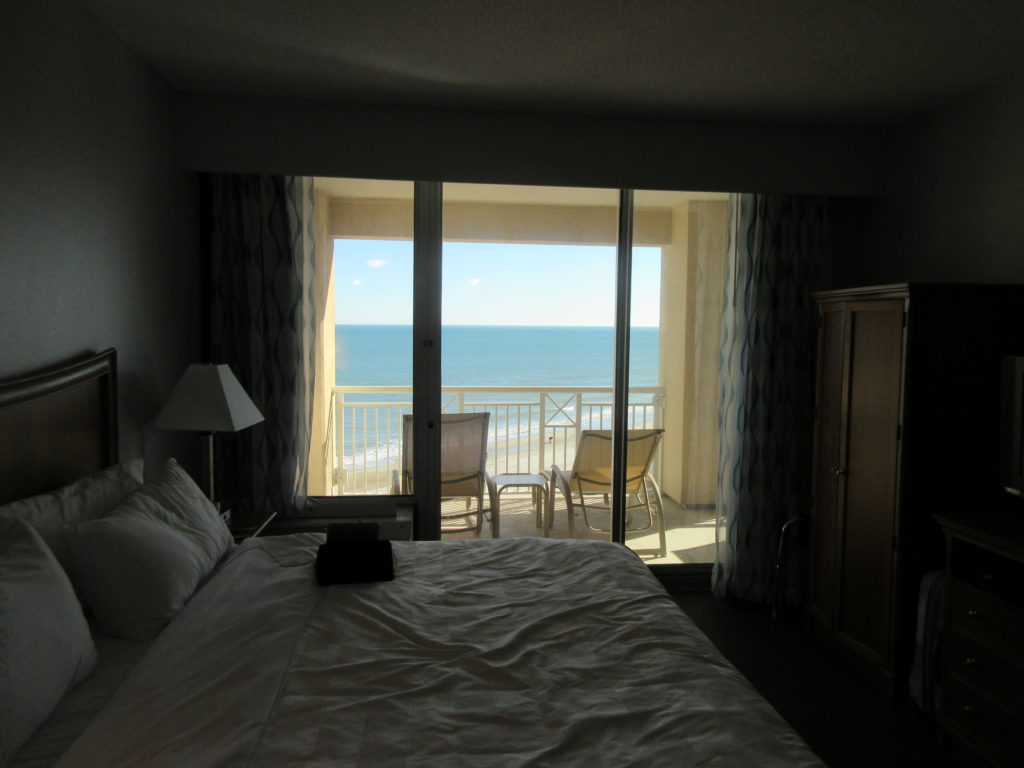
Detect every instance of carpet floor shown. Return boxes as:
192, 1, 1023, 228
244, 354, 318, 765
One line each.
671, 592, 955, 767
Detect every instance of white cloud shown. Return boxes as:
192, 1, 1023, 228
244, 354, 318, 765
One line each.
367, 259, 390, 268
468, 277, 481, 286
352, 279, 362, 286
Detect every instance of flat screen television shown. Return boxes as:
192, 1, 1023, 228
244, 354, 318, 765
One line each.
1001, 356, 1024, 497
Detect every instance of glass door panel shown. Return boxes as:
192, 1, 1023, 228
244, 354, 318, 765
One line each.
439, 182, 619, 540
314, 177, 414, 496
627, 190, 729, 563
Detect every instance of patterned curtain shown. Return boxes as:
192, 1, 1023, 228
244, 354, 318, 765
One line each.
206, 174, 318, 522
713, 194, 831, 602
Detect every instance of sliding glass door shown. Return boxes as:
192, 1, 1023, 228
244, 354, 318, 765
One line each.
312, 178, 728, 560
439, 182, 619, 541
313, 178, 414, 498
626, 190, 728, 563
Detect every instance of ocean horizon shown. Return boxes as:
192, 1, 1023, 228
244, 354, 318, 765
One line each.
336, 324, 659, 387
334, 324, 661, 477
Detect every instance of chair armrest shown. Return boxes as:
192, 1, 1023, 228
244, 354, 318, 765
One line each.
550, 465, 571, 493
484, 472, 498, 510
550, 465, 574, 513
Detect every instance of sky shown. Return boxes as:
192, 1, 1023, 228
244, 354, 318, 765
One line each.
334, 239, 662, 326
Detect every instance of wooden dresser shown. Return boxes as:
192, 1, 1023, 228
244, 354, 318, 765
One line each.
935, 511, 1024, 768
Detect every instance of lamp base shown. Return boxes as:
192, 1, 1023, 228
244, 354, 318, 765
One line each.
200, 432, 215, 502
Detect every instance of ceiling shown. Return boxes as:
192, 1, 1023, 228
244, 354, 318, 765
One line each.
85, 0, 1024, 126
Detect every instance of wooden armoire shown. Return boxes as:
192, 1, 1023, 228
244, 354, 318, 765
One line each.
809, 284, 1024, 695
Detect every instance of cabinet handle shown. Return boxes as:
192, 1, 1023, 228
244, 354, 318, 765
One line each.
962, 704, 975, 714
967, 609, 980, 617
964, 657, 977, 666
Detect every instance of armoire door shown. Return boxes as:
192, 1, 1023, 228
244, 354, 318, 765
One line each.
835, 299, 905, 670
809, 303, 846, 626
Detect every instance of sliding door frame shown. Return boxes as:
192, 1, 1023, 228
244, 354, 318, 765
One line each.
412, 181, 443, 540
610, 189, 635, 544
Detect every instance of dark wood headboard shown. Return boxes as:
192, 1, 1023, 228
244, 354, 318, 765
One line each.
0, 349, 118, 505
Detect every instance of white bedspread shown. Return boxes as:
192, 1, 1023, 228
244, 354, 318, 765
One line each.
56, 535, 822, 767
11, 628, 150, 768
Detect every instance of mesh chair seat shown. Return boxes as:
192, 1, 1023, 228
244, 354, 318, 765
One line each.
396, 412, 498, 536
549, 429, 666, 557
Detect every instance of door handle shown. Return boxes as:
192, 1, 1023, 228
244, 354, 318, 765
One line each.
830, 467, 848, 477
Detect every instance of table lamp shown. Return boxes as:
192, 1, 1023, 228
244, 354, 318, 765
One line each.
153, 363, 264, 501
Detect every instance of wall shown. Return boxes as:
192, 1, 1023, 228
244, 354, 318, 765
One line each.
861, 79, 1024, 284
174, 94, 886, 197
0, 0, 201, 473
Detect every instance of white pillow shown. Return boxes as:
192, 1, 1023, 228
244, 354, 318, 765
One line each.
126, 458, 233, 566
0, 518, 97, 766
0, 460, 144, 568
63, 507, 209, 641
62, 459, 233, 640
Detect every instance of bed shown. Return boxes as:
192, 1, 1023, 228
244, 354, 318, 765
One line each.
0, 350, 823, 767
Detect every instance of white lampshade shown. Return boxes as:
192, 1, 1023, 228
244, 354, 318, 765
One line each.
153, 364, 264, 433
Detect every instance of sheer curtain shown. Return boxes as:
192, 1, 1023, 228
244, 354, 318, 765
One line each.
205, 174, 319, 523
713, 194, 831, 602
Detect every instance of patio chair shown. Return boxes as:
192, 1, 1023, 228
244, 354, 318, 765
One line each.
393, 412, 499, 536
548, 428, 666, 558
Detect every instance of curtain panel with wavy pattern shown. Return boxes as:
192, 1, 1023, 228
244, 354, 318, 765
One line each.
713, 194, 831, 603
205, 174, 318, 524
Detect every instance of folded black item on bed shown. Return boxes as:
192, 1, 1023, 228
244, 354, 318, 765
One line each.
315, 540, 394, 585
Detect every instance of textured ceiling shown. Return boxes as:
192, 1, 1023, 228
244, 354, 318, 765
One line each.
85, 0, 1024, 126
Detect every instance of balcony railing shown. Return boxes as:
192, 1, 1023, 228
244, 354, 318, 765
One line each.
329, 385, 665, 495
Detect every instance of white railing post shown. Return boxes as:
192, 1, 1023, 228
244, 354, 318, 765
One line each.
336, 388, 346, 494
575, 391, 583, 444
327, 389, 337, 494
538, 392, 546, 475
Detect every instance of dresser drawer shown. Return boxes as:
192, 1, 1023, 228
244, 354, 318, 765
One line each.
948, 579, 1024, 659
947, 632, 1024, 717
945, 678, 1024, 768
951, 536, 1024, 609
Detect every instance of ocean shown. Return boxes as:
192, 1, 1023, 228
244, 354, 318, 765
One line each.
336, 324, 659, 387
333, 325, 661, 484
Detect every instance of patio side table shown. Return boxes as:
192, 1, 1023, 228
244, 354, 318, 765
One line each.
492, 472, 550, 535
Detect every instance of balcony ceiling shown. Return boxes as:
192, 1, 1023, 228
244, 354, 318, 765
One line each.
85, 0, 1024, 127
314, 178, 727, 206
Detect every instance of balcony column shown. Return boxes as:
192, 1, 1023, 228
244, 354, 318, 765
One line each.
307, 189, 336, 496
658, 200, 727, 507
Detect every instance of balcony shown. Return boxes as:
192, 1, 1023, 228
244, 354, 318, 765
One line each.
328, 385, 716, 563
